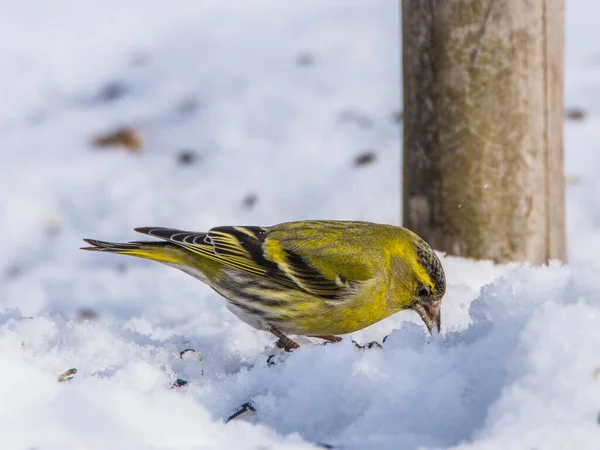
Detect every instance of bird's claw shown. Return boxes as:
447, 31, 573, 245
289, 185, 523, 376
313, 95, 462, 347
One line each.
275, 338, 300, 352
352, 340, 382, 350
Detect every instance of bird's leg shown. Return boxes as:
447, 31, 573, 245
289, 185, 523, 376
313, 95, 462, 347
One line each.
269, 326, 300, 352
309, 335, 343, 344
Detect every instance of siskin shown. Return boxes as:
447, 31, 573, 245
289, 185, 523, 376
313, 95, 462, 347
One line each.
82, 221, 446, 351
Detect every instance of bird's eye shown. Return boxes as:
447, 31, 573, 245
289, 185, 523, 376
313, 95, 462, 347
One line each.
418, 286, 430, 297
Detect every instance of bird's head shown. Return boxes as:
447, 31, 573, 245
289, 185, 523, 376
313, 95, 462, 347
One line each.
390, 231, 446, 334
410, 237, 445, 333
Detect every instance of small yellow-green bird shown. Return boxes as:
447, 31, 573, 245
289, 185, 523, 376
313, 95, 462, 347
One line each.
82, 221, 445, 351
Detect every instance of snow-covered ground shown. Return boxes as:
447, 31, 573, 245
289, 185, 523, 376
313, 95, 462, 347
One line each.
1, 1, 599, 448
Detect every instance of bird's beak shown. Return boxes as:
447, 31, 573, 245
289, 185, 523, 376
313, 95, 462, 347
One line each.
413, 301, 441, 334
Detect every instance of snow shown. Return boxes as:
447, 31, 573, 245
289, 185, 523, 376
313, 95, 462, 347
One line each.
1, 1, 599, 448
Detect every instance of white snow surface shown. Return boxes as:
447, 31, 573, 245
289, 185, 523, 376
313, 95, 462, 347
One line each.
1, 1, 600, 449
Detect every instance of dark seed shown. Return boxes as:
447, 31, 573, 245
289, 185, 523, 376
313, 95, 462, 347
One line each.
565, 108, 586, 121
353, 151, 377, 167
226, 402, 256, 423
242, 193, 258, 210
179, 348, 197, 359
58, 368, 77, 382
92, 126, 143, 153
78, 309, 98, 322
173, 378, 188, 388
177, 150, 199, 166
99, 81, 128, 103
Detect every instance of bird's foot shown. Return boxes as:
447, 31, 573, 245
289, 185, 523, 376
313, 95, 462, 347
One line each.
352, 340, 382, 350
269, 326, 300, 352
274, 337, 300, 352
310, 335, 343, 345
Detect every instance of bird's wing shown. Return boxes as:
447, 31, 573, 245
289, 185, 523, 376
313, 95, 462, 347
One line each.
264, 221, 379, 293
135, 224, 375, 299
134, 226, 272, 278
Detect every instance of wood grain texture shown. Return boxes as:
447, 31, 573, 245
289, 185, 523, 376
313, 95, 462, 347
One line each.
402, 0, 566, 263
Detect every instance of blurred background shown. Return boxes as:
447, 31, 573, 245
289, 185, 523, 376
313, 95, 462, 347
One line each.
2, 1, 599, 309
1, 0, 405, 317
1, 0, 599, 319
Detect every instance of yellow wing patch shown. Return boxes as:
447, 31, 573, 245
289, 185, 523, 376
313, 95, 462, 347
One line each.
263, 237, 345, 299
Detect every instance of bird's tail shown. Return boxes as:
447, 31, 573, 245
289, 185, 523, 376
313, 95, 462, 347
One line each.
81, 239, 186, 265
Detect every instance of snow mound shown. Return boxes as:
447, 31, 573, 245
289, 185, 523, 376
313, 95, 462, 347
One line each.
1, 262, 599, 449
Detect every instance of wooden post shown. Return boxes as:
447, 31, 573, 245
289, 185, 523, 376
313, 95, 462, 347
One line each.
402, 0, 566, 264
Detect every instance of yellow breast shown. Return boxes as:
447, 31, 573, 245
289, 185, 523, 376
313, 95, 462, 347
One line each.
280, 281, 396, 336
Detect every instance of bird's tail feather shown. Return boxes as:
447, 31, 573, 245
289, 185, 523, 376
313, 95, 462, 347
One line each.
81, 239, 185, 265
